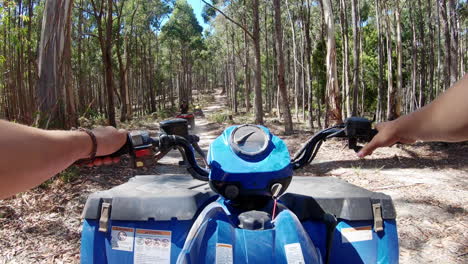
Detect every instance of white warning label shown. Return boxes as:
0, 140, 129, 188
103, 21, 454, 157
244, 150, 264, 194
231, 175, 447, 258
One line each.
111, 226, 135, 252
216, 243, 233, 264
134, 229, 172, 264
341, 226, 373, 243
284, 243, 305, 264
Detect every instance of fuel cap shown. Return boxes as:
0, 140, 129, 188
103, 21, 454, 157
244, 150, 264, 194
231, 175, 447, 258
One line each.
238, 211, 272, 230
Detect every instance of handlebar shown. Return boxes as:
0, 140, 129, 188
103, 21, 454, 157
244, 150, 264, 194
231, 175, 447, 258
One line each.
153, 135, 209, 181
76, 117, 377, 179
76, 131, 209, 181
291, 117, 377, 170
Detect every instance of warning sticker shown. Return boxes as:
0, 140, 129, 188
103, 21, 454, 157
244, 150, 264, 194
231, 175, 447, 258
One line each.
134, 229, 172, 264
284, 243, 305, 264
341, 226, 373, 243
216, 243, 233, 264
111, 226, 135, 252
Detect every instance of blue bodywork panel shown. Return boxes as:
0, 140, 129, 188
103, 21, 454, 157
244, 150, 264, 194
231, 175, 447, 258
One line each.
303, 220, 399, 264
81, 219, 193, 264
207, 126, 293, 189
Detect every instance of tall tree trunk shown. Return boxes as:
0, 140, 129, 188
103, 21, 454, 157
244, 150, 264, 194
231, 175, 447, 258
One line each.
273, 0, 293, 134
322, 0, 342, 125
374, 0, 385, 121
64, 4, 77, 128
395, 0, 402, 117
252, 0, 264, 124
385, 2, 397, 121
104, 0, 116, 126
417, 0, 426, 107
36, 0, 74, 128
286, 0, 299, 121
91, 0, 116, 126
243, 24, 251, 112
410, 4, 418, 113
351, 0, 360, 116
77, 0, 85, 113
27, 0, 35, 117
339, 0, 350, 118
448, 0, 459, 84
439, 0, 451, 90
427, 0, 435, 102
231, 31, 238, 113
303, 0, 314, 129
436, 0, 442, 97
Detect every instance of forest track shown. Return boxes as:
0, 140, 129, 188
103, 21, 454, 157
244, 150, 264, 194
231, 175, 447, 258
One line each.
1, 90, 467, 263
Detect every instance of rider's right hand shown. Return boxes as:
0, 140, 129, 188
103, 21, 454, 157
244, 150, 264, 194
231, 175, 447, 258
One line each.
357, 120, 416, 158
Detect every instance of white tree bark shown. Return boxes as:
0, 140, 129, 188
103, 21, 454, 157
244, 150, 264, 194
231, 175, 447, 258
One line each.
322, 0, 342, 125
36, 0, 75, 128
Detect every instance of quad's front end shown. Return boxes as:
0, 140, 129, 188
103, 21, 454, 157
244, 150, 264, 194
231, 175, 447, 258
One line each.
80, 175, 398, 264
81, 124, 398, 263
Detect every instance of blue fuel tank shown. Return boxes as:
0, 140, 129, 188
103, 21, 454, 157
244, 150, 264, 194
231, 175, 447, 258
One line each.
207, 125, 293, 199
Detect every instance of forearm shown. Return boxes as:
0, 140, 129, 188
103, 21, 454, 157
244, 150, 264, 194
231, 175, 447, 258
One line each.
394, 74, 468, 142
0, 121, 91, 199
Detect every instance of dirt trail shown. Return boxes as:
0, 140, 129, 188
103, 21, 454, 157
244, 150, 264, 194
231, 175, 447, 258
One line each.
150, 90, 226, 174
1, 90, 467, 263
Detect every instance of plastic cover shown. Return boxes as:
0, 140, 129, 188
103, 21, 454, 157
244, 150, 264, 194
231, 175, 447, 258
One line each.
81, 175, 215, 221
281, 176, 396, 221
82, 175, 395, 222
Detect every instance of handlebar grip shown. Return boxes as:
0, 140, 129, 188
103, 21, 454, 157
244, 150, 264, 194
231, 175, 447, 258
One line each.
99, 135, 133, 158
366, 128, 378, 141
74, 134, 133, 165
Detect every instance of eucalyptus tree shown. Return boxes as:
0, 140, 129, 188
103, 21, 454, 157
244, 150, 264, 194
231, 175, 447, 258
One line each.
161, 0, 204, 104
37, 0, 75, 128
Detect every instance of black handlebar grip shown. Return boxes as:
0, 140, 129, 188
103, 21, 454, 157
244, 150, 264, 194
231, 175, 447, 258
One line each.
96, 134, 134, 159
366, 128, 378, 141
74, 134, 133, 165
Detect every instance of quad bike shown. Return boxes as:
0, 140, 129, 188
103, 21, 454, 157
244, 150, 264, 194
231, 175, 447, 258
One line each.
80, 117, 398, 264
176, 114, 196, 129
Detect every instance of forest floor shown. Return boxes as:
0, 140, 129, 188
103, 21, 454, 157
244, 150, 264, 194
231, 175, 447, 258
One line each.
0, 90, 467, 264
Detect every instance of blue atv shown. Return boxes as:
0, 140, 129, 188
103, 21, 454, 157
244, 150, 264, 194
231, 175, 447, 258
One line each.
81, 117, 398, 264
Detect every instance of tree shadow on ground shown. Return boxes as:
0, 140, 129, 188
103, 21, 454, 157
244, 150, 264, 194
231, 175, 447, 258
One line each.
304, 155, 468, 175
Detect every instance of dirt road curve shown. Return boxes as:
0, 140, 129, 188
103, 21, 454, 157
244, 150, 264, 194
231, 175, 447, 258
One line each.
0, 91, 466, 263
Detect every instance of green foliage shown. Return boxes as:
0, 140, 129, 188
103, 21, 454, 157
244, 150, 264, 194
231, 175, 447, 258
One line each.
156, 107, 177, 119
208, 112, 232, 124
312, 39, 327, 100
40, 166, 80, 188
78, 112, 108, 128
59, 166, 81, 183
161, 0, 203, 46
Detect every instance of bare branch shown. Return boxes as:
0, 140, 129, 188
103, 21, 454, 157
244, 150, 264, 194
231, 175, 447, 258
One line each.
201, 0, 254, 40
